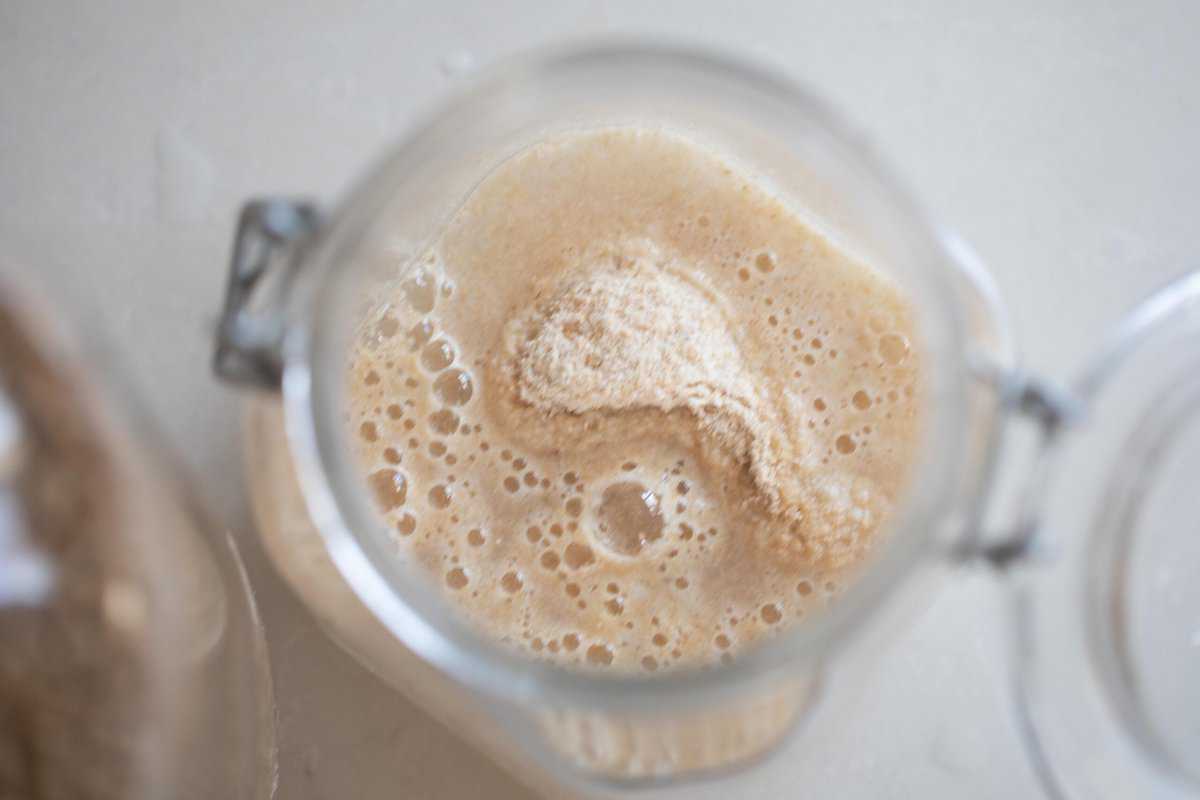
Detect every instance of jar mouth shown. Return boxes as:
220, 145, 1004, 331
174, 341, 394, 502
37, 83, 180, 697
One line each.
281, 41, 969, 711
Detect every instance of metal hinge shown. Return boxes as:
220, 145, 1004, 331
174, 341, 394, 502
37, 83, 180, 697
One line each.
213, 199, 320, 390
953, 360, 1086, 568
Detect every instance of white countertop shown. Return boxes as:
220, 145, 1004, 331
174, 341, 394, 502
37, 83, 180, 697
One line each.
4, 2, 1198, 797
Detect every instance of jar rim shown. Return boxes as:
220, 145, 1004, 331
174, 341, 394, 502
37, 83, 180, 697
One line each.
281, 40, 970, 712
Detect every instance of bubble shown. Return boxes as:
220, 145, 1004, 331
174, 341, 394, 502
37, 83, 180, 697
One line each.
853, 390, 872, 410
606, 583, 619, 594
835, 435, 857, 454
586, 644, 614, 666
563, 542, 595, 569
396, 514, 416, 536
879, 333, 909, 364
429, 409, 459, 435
562, 633, 580, 651
376, 315, 400, 338
467, 529, 485, 547
523, 471, 538, 487
803, 353, 816, 366
368, 469, 407, 510
512, 457, 527, 471
540, 551, 560, 570
675, 577, 689, 589
445, 567, 468, 590
421, 339, 455, 372
761, 604, 782, 624
504, 477, 520, 493
605, 597, 623, 615
796, 580, 813, 596
429, 441, 447, 457
526, 526, 542, 543
403, 419, 416, 431
641, 655, 659, 671
386, 404, 403, 420
434, 368, 473, 406
565, 583, 581, 598
549, 523, 564, 537
429, 484, 453, 509
813, 398, 826, 412
383, 447, 401, 465
755, 252, 776, 273
768, 314, 778, 326
652, 633, 668, 647
403, 270, 437, 313
531, 637, 544, 652
565, 497, 583, 517
563, 472, 578, 485
737, 267, 751, 281
679, 523, 694, 541
360, 421, 378, 442
714, 634, 731, 650
407, 319, 434, 351
676, 480, 690, 496
810, 338, 822, 349
595, 482, 664, 556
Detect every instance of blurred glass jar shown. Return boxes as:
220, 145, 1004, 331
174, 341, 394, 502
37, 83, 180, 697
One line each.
213, 44, 1200, 799
0, 275, 276, 800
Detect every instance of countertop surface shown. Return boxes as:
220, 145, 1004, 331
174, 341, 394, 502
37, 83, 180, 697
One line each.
3, 1, 1199, 798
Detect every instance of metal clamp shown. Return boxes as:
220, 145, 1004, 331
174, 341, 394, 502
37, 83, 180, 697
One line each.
213, 199, 320, 390
954, 361, 1085, 568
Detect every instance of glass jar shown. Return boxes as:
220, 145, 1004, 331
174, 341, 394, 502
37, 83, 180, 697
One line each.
211, 44, 1198, 797
0, 275, 277, 799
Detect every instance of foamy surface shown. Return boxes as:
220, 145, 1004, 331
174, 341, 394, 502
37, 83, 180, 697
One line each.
348, 129, 921, 672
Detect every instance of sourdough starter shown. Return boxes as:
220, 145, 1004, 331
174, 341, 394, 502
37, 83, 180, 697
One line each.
348, 128, 921, 673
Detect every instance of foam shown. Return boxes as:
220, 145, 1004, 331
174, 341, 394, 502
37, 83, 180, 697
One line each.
347, 128, 922, 672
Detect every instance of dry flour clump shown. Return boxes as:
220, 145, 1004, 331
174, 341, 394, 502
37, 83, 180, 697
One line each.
505, 239, 880, 562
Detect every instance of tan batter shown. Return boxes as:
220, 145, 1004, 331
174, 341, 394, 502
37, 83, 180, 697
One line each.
348, 128, 922, 673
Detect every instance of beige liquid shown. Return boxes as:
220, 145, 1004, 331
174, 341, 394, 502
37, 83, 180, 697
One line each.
348, 128, 921, 674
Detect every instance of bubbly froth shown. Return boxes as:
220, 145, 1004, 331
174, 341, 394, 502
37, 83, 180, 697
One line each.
347, 128, 922, 672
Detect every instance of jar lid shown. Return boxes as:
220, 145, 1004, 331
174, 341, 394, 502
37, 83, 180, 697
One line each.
1006, 272, 1200, 798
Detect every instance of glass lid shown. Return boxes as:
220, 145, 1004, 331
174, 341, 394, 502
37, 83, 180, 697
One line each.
1006, 271, 1200, 799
